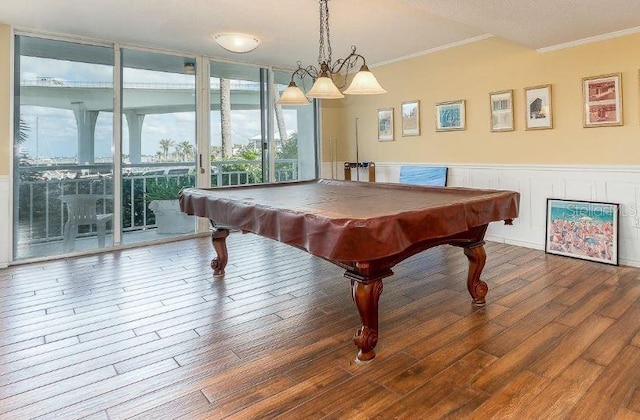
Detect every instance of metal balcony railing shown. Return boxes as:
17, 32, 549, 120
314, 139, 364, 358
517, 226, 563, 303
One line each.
16, 159, 299, 245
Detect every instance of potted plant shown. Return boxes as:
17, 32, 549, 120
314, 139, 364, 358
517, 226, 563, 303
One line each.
145, 178, 194, 234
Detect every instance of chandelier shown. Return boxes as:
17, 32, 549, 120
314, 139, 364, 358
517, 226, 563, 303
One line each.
278, 0, 387, 105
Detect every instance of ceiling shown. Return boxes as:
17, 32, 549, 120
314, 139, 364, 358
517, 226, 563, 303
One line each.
1, 0, 640, 70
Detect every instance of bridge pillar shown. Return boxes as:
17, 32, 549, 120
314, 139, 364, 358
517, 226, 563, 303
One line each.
125, 111, 145, 164
71, 102, 98, 164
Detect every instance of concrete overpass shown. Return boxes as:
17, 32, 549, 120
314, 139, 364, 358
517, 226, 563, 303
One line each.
19, 81, 263, 164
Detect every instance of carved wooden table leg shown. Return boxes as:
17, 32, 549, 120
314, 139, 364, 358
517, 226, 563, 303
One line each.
351, 278, 384, 363
463, 242, 488, 306
210, 227, 229, 277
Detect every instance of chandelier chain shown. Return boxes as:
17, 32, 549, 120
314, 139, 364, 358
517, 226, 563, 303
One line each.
318, 0, 332, 66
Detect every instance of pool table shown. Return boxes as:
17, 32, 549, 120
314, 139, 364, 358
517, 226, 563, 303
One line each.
179, 179, 520, 363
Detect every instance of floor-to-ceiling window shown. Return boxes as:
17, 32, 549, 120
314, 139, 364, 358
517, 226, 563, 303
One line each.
12, 34, 319, 262
13, 36, 115, 260
120, 49, 197, 244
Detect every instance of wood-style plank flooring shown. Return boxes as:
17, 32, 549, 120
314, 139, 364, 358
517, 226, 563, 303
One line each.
1, 234, 640, 419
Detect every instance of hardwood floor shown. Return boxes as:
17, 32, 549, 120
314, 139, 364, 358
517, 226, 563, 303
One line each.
1, 233, 639, 419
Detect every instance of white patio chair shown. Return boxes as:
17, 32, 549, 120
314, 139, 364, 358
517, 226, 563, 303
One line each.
59, 194, 113, 252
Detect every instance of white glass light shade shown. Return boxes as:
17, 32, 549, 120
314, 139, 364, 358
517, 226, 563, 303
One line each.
277, 82, 310, 105
307, 76, 345, 99
214, 33, 261, 53
343, 66, 387, 95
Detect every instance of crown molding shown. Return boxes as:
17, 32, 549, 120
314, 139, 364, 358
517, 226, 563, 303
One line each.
371, 34, 494, 68
537, 26, 640, 53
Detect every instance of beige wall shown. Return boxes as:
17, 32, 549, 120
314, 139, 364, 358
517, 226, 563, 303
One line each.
0, 23, 10, 176
322, 34, 640, 166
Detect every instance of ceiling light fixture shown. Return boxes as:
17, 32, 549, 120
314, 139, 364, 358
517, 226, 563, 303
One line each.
278, 0, 386, 105
213, 33, 261, 53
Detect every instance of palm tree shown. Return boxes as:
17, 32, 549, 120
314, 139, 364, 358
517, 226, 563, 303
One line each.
18, 116, 30, 144
158, 138, 174, 161
177, 141, 194, 162
272, 79, 288, 143
220, 79, 232, 159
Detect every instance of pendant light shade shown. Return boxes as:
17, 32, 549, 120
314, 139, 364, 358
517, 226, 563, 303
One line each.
277, 82, 310, 105
343, 65, 387, 95
307, 75, 345, 99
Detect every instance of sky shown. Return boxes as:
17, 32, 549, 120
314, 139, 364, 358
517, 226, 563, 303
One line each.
18, 56, 300, 160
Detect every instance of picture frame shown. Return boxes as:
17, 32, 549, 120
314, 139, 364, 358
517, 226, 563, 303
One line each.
435, 100, 465, 131
582, 73, 623, 127
401, 100, 420, 136
524, 84, 553, 130
489, 89, 514, 132
545, 198, 619, 265
377, 108, 394, 141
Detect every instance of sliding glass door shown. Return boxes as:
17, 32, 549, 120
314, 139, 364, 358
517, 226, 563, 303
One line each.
13, 36, 115, 260
120, 49, 197, 245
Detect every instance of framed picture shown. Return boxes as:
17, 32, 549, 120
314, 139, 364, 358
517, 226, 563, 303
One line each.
545, 199, 619, 265
435, 100, 465, 131
525, 84, 553, 130
489, 90, 514, 132
582, 73, 623, 127
401, 100, 420, 136
377, 108, 394, 141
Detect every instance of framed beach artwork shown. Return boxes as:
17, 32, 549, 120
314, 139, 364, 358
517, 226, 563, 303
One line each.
525, 84, 553, 130
377, 108, 394, 141
489, 90, 514, 132
582, 73, 623, 127
545, 199, 619, 265
435, 100, 465, 131
401, 100, 420, 136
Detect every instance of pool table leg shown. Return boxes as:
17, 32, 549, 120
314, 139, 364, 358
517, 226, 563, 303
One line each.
351, 278, 384, 364
463, 242, 488, 306
210, 227, 229, 277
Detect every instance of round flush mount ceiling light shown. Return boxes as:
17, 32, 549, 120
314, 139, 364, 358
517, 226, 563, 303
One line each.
213, 33, 261, 53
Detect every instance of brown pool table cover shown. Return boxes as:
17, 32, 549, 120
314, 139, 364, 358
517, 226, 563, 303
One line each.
179, 179, 520, 262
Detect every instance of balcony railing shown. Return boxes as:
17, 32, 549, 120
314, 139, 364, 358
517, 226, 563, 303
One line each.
16, 159, 299, 245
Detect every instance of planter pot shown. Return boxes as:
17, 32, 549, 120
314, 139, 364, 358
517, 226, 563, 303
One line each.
148, 199, 194, 234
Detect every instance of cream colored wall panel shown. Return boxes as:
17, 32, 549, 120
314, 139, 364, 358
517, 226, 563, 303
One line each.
465, 169, 496, 189
0, 24, 11, 177
529, 178, 556, 229
0, 176, 9, 267
604, 181, 638, 240
446, 170, 469, 187
564, 179, 598, 202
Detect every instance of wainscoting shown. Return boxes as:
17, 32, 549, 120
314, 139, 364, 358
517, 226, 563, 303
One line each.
322, 163, 640, 268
